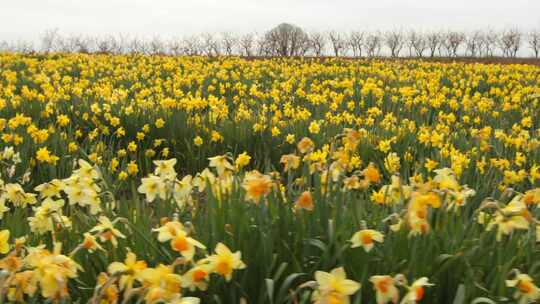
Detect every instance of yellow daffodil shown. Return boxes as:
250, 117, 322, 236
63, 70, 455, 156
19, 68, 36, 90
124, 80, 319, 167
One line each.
370, 275, 399, 304
506, 273, 540, 304
401, 277, 433, 304
138, 175, 168, 202
350, 229, 384, 252
241, 170, 273, 204
208, 155, 234, 176
235, 152, 251, 170
108, 251, 147, 291
90, 216, 126, 247
312, 267, 361, 304
295, 191, 314, 211
204, 243, 246, 281
0, 229, 10, 254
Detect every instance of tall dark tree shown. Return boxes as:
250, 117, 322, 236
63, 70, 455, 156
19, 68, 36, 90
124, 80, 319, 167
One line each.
264, 23, 309, 57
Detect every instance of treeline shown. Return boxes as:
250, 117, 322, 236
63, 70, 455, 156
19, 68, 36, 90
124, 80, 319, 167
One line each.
2, 23, 540, 58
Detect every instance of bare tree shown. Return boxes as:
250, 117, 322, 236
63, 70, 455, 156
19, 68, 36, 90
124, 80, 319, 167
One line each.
365, 32, 382, 57
55, 34, 74, 53
265, 23, 309, 57
442, 31, 465, 57
309, 31, 326, 57
4, 27, 539, 58
201, 33, 221, 56
0, 41, 10, 52
96, 36, 113, 54
465, 30, 483, 57
110, 36, 122, 54
79, 35, 95, 53
480, 29, 498, 57
93, 34, 124, 54
112, 33, 130, 54
256, 34, 270, 57
528, 29, 540, 58
182, 35, 202, 56
148, 36, 165, 55
426, 31, 442, 57
238, 33, 255, 57
41, 29, 60, 53
295, 29, 311, 56
499, 28, 522, 57
384, 30, 405, 57
328, 31, 347, 57
298, 36, 311, 56
221, 32, 237, 56
14, 40, 35, 54
168, 37, 183, 56
408, 30, 427, 57
56, 34, 93, 53
348, 31, 364, 57
127, 37, 148, 54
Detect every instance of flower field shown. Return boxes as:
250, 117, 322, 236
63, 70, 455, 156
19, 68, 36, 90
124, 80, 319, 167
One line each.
0, 53, 540, 303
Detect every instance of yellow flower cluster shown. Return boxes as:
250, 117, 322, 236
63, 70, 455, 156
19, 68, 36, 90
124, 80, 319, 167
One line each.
0, 53, 539, 302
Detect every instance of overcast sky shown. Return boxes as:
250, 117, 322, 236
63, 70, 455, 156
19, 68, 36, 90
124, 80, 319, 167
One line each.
1, 0, 540, 43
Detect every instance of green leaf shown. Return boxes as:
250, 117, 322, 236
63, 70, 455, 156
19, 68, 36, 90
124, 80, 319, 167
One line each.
277, 273, 306, 303
273, 262, 289, 281
265, 278, 275, 303
306, 239, 327, 252
471, 297, 497, 304
453, 284, 466, 304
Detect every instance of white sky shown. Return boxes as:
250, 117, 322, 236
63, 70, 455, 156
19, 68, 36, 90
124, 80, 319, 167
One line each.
1, 0, 540, 43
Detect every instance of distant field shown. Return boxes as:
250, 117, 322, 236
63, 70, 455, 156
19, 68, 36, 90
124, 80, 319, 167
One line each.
0, 53, 539, 303
384, 57, 540, 66
242, 56, 540, 66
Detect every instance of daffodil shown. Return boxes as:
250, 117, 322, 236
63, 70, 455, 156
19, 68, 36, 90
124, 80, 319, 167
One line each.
506, 273, 540, 304
0, 199, 9, 219
108, 251, 147, 291
297, 137, 314, 154
173, 175, 194, 207
242, 170, 273, 204
0, 229, 10, 254
193, 136, 203, 146
208, 155, 234, 176
153, 220, 185, 242
370, 275, 399, 304
138, 175, 168, 202
95, 272, 120, 304
169, 229, 206, 260
74, 159, 100, 180
139, 264, 183, 303
280, 154, 301, 171
312, 267, 361, 304
34, 179, 64, 198
363, 163, 381, 184
295, 191, 314, 211
182, 263, 213, 291
203, 243, 246, 281
433, 168, 460, 192
401, 277, 433, 304
28, 197, 71, 234
486, 195, 531, 241
235, 152, 251, 170
350, 229, 384, 252
90, 216, 126, 247
25, 243, 81, 300
4, 183, 37, 207
81, 233, 104, 252
154, 158, 177, 179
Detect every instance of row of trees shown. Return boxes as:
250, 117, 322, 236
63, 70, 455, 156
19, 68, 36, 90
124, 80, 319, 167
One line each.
1, 24, 540, 58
